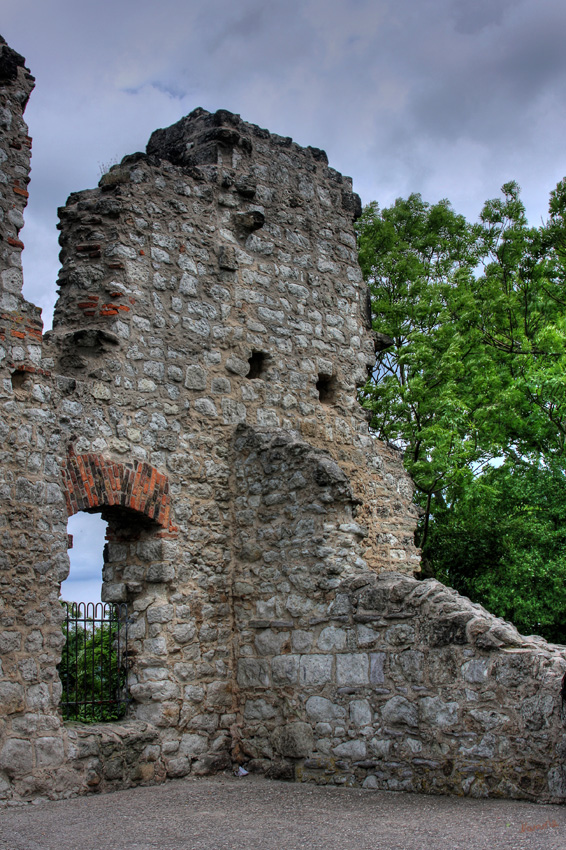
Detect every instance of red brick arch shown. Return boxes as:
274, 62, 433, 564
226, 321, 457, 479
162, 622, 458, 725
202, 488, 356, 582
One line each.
63, 452, 172, 529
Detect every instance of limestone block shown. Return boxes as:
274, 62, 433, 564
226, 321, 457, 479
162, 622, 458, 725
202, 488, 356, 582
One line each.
381, 696, 418, 727
419, 696, 459, 728
194, 398, 217, 417
291, 630, 313, 653
384, 624, 415, 646
520, 693, 555, 731
305, 696, 346, 723
461, 658, 490, 683
207, 681, 232, 707
318, 626, 346, 652
226, 356, 249, 376
166, 757, 191, 777
0, 739, 33, 777
356, 625, 379, 647
172, 623, 197, 644
369, 652, 386, 684
244, 698, 278, 720
35, 736, 65, 768
369, 738, 392, 758
142, 637, 168, 656
298, 654, 333, 686
469, 709, 509, 730
186, 713, 219, 733
0, 631, 21, 653
332, 739, 367, 760
349, 699, 372, 727
255, 630, 290, 656
221, 397, 247, 424
237, 659, 271, 688
0, 681, 24, 713
271, 654, 299, 685
184, 685, 205, 702
184, 365, 207, 390
392, 649, 424, 683
179, 734, 208, 756
548, 766, 566, 798
336, 653, 369, 686
135, 701, 180, 727
25, 683, 50, 711
146, 563, 175, 583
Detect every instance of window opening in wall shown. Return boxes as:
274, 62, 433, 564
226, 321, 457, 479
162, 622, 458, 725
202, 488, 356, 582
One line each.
61, 512, 106, 605
247, 350, 267, 379
59, 511, 130, 723
11, 368, 32, 394
316, 372, 337, 404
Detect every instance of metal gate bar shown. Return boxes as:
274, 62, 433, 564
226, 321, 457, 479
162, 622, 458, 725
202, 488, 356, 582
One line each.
59, 602, 129, 723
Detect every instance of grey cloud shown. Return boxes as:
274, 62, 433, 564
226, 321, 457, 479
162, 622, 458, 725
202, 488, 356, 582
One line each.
3, 0, 566, 323
451, 0, 520, 35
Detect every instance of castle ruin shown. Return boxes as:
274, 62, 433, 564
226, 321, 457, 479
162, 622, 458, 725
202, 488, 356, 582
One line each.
1, 36, 566, 804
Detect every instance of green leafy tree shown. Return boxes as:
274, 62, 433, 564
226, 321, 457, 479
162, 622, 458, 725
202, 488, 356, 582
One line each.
357, 180, 566, 641
424, 461, 566, 643
356, 193, 496, 546
58, 606, 127, 723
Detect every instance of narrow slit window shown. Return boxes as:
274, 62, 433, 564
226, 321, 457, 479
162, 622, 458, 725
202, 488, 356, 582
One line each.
316, 373, 337, 404
247, 351, 267, 379
11, 369, 30, 392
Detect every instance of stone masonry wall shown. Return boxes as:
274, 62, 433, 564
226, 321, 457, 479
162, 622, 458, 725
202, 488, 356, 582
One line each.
1, 35, 565, 805
236, 565, 566, 801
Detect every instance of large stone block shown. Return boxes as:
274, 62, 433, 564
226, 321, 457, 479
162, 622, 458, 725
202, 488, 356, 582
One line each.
381, 696, 418, 727
0, 739, 33, 777
336, 653, 369, 686
305, 696, 346, 723
298, 655, 333, 686
35, 736, 65, 768
419, 696, 459, 728
237, 659, 271, 688
0, 681, 24, 713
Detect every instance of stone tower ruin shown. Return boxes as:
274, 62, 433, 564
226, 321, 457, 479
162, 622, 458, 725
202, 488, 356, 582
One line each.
1, 37, 566, 804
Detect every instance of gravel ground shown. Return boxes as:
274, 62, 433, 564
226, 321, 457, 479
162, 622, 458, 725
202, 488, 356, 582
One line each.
1, 774, 565, 850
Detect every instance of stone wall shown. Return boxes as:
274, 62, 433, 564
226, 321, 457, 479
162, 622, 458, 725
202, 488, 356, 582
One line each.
1, 35, 565, 805
237, 567, 566, 801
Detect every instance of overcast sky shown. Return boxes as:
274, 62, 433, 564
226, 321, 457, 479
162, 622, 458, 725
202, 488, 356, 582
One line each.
4, 0, 566, 601
5, 0, 566, 326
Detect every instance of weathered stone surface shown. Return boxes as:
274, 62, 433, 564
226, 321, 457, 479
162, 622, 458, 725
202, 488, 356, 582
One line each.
336, 653, 369, 686
349, 699, 372, 727
305, 697, 346, 724
0, 738, 33, 776
298, 655, 333, 686
381, 696, 418, 727
419, 697, 459, 728
273, 723, 313, 758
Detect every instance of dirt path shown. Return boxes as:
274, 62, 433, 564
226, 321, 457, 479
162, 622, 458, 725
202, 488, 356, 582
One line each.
1, 774, 565, 850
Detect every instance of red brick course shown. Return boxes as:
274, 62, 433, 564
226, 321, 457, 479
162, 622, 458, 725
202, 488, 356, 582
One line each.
63, 452, 174, 530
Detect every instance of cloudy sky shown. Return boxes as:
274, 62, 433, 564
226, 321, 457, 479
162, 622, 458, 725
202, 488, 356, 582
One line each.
4, 0, 566, 601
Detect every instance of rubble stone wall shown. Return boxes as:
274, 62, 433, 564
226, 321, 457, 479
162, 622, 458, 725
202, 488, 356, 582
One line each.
237, 564, 566, 801
1, 36, 565, 805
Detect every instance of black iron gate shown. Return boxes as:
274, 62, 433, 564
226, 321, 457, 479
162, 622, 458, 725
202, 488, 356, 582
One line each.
58, 602, 129, 723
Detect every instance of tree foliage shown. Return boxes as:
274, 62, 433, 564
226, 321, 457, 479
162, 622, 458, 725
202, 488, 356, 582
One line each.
58, 608, 127, 723
425, 461, 566, 644
356, 179, 566, 643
